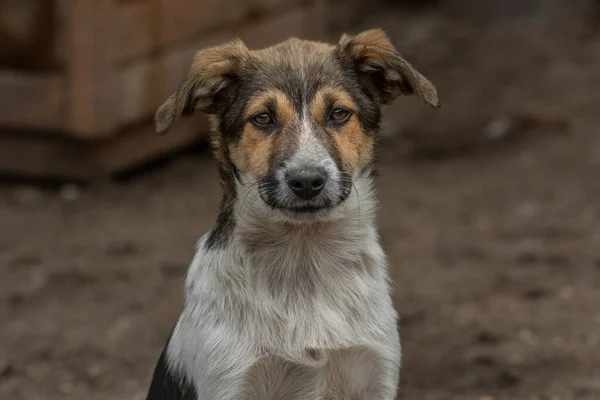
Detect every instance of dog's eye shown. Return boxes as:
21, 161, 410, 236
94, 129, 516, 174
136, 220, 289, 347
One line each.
328, 108, 352, 124
252, 113, 274, 127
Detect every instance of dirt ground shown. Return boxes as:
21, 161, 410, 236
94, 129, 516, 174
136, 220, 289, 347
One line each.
1, 4, 600, 400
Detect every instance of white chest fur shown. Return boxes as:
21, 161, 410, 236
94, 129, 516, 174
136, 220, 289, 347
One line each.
167, 205, 400, 399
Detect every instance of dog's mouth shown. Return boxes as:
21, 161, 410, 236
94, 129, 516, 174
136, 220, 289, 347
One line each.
258, 184, 352, 217
256, 172, 353, 219
270, 201, 335, 215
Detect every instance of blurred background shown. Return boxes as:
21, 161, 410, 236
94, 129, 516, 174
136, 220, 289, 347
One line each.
1, 0, 600, 399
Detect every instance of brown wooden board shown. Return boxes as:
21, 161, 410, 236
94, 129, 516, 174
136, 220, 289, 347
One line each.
115, 0, 302, 62
0, 134, 89, 180
0, 0, 326, 180
87, 114, 208, 175
0, 70, 65, 131
118, 5, 309, 126
61, 0, 118, 138
0, 114, 208, 180
0, 0, 58, 70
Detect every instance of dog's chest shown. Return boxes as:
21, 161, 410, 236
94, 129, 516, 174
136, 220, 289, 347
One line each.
237, 228, 389, 351
174, 226, 397, 399
220, 237, 393, 398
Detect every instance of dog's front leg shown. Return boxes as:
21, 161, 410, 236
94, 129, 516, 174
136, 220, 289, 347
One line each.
326, 339, 401, 400
165, 311, 262, 400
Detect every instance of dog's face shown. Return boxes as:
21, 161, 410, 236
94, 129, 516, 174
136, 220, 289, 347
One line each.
156, 30, 439, 222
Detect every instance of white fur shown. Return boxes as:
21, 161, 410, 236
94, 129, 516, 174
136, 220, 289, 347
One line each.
166, 173, 401, 399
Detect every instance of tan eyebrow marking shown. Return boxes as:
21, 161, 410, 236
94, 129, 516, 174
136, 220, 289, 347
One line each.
245, 90, 295, 126
229, 90, 299, 177
309, 87, 357, 122
307, 88, 373, 172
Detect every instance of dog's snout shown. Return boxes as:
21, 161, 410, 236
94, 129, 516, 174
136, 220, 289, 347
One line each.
286, 167, 327, 200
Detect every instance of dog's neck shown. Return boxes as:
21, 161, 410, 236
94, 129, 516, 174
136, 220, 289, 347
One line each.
203, 173, 380, 312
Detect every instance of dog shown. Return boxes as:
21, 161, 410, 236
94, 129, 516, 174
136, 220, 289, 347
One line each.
146, 29, 440, 400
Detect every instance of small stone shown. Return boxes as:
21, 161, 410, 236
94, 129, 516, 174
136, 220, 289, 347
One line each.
87, 363, 103, 378
132, 392, 148, 400
459, 245, 486, 260
474, 331, 501, 345
59, 381, 75, 394
484, 116, 513, 140
107, 316, 132, 342
475, 215, 493, 231
508, 353, 524, 365
471, 354, 497, 366
7, 293, 25, 309
25, 362, 48, 378
14, 186, 42, 205
515, 201, 538, 219
517, 251, 540, 265
558, 286, 574, 300
522, 287, 548, 301
551, 336, 567, 348
160, 262, 187, 277
518, 329, 538, 344
0, 359, 13, 378
9, 253, 42, 267
59, 183, 80, 201
106, 241, 138, 256
547, 254, 569, 267
497, 370, 521, 388
28, 270, 48, 293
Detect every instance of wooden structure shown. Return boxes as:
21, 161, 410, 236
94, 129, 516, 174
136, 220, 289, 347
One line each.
0, 0, 327, 179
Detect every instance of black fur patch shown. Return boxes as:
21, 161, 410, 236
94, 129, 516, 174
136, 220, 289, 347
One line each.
146, 339, 197, 400
204, 192, 236, 250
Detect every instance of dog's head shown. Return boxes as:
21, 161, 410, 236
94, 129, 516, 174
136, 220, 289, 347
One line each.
156, 29, 439, 222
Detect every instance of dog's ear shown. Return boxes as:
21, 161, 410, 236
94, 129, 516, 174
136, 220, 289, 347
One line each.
155, 39, 248, 135
338, 29, 440, 108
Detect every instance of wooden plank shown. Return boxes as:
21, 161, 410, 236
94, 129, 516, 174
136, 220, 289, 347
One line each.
0, 134, 89, 180
0, 0, 58, 70
61, 0, 118, 138
0, 70, 65, 131
117, 6, 309, 126
0, 114, 208, 180
116, 0, 302, 62
87, 114, 209, 175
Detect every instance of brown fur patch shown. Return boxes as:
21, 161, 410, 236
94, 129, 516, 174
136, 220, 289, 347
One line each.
155, 39, 248, 135
329, 118, 374, 172
230, 90, 296, 177
229, 126, 275, 177
339, 29, 397, 61
309, 87, 357, 122
339, 28, 440, 108
244, 91, 294, 123
309, 88, 374, 172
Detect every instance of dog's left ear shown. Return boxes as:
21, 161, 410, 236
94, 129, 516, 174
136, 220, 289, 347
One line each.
338, 29, 440, 108
155, 39, 248, 135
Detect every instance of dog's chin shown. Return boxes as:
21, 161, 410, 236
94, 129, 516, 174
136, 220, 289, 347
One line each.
260, 196, 350, 223
278, 205, 335, 222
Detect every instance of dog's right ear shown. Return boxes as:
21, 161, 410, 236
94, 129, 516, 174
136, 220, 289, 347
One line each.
338, 29, 440, 108
155, 39, 248, 135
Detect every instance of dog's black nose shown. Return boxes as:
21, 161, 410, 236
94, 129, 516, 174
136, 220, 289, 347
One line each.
286, 167, 327, 200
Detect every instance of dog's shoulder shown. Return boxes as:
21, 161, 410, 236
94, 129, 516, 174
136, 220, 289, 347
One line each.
146, 335, 197, 400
